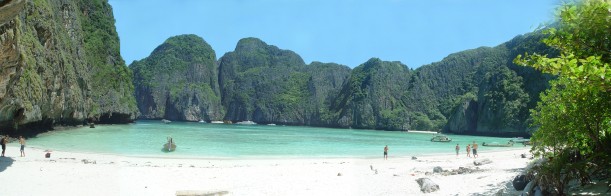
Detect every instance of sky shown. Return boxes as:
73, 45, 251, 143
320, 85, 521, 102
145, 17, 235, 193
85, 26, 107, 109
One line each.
109, 0, 559, 69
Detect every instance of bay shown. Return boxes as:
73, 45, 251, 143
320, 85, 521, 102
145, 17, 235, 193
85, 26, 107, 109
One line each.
27, 120, 527, 159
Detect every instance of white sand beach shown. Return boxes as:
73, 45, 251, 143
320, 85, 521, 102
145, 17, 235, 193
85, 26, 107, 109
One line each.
0, 145, 532, 196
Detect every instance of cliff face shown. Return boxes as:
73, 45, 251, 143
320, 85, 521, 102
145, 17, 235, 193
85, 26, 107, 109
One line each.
332, 58, 412, 130
218, 37, 308, 123
135, 36, 353, 125
130, 34, 222, 121
440, 34, 554, 136
303, 62, 351, 127
133, 33, 551, 136
0, 0, 137, 135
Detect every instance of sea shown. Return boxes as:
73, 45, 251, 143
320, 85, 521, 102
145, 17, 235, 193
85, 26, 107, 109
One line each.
24, 120, 528, 159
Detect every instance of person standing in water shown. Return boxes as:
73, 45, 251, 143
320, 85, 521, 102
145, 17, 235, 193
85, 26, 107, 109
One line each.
455, 144, 460, 157
19, 136, 25, 157
472, 141, 478, 158
383, 145, 388, 160
466, 144, 471, 158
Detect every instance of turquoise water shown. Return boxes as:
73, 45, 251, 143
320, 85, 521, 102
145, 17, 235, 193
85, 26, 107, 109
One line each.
27, 120, 528, 159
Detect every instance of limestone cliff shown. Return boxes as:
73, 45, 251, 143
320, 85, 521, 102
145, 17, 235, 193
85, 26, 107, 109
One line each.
332, 58, 412, 130
0, 0, 137, 135
441, 33, 554, 136
130, 34, 222, 121
218, 37, 308, 124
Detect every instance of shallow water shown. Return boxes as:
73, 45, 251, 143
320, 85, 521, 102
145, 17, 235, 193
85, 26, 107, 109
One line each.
26, 120, 528, 159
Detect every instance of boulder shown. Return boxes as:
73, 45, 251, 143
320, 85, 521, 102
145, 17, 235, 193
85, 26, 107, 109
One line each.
412, 156, 418, 160
416, 178, 440, 193
457, 167, 472, 174
512, 174, 529, 191
433, 166, 443, 173
473, 158, 493, 166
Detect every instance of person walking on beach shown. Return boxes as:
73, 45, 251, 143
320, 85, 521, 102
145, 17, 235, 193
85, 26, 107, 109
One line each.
383, 145, 388, 160
466, 144, 471, 158
455, 144, 460, 157
1, 135, 6, 157
472, 141, 478, 158
19, 136, 25, 157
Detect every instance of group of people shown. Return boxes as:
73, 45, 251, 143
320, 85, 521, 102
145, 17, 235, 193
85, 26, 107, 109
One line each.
383, 141, 480, 160
455, 141, 478, 158
1, 135, 26, 157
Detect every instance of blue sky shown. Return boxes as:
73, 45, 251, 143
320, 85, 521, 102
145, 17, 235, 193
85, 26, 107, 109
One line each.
109, 0, 558, 69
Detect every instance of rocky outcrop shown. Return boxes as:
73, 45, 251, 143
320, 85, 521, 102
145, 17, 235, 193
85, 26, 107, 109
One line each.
438, 33, 553, 136
303, 62, 351, 127
416, 178, 440, 193
218, 37, 308, 124
446, 99, 478, 133
132, 32, 551, 135
0, 0, 25, 25
332, 58, 411, 130
130, 34, 222, 121
0, 0, 137, 135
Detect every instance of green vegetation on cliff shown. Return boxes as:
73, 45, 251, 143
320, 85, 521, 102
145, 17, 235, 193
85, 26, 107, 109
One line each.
135, 30, 553, 135
130, 34, 222, 121
407, 33, 553, 135
0, 0, 137, 135
332, 58, 411, 130
218, 37, 310, 123
78, 0, 138, 121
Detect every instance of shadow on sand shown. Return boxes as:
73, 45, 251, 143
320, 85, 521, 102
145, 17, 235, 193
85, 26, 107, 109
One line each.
0, 156, 14, 172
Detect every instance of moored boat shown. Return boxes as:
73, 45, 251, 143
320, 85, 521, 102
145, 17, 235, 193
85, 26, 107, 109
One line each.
482, 141, 514, 147
163, 137, 176, 152
509, 137, 530, 144
430, 135, 452, 142
163, 142, 176, 152
236, 121, 256, 125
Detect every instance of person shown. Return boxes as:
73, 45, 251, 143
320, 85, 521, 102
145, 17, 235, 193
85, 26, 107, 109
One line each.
1, 135, 6, 157
472, 141, 478, 158
455, 144, 460, 157
19, 136, 25, 157
383, 145, 388, 160
466, 144, 471, 158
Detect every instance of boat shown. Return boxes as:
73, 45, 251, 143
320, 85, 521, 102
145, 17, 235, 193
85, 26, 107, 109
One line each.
236, 121, 256, 125
210, 121, 224, 124
163, 142, 176, 152
161, 119, 171, 124
509, 137, 530, 144
430, 135, 452, 142
482, 141, 514, 147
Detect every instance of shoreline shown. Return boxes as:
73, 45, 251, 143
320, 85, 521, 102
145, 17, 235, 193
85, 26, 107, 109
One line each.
22, 143, 531, 161
0, 145, 532, 195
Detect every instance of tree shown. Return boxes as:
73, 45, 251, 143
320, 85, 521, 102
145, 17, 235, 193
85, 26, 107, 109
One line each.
514, 0, 611, 194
